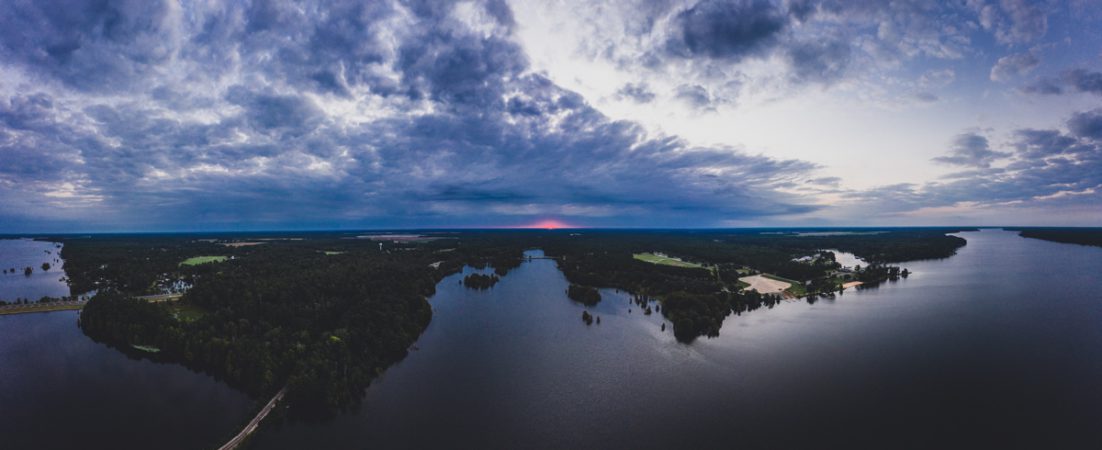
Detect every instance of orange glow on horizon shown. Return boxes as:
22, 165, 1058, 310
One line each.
521, 219, 574, 229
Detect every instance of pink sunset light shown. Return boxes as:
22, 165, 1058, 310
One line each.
521, 219, 574, 229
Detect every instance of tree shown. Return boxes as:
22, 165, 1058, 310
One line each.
24, 267, 32, 276
42, 262, 51, 271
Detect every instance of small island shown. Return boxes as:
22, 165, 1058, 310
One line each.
566, 284, 601, 306
463, 273, 500, 290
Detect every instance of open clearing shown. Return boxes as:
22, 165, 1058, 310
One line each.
221, 242, 265, 248
633, 252, 704, 269
180, 256, 228, 266
738, 274, 791, 295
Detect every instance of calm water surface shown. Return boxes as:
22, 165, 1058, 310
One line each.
255, 229, 1102, 449
0, 239, 70, 301
0, 312, 254, 449
0, 241, 253, 450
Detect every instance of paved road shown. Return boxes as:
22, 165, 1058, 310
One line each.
217, 387, 286, 450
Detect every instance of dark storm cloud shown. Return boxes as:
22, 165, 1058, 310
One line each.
0, 0, 173, 92
0, 0, 822, 230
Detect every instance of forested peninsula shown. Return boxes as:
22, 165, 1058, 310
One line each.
63, 228, 967, 415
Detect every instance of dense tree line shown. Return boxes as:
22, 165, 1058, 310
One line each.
70, 228, 964, 415
566, 284, 601, 306
535, 229, 966, 342
75, 232, 524, 416
1014, 228, 1102, 248
463, 273, 499, 289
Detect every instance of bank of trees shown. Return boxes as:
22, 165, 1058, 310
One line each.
1016, 228, 1102, 248
463, 273, 499, 289
72, 229, 963, 412
74, 232, 535, 416
566, 285, 601, 306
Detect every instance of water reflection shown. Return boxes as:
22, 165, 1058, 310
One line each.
0, 239, 71, 301
255, 230, 1102, 449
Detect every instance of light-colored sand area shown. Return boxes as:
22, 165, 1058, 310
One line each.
738, 274, 791, 294
221, 242, 265, 247
841, 281, 864, 289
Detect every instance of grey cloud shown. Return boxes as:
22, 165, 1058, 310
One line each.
664, 0, 789, 62
616, 83, 656, 103
225, 87, 323, 136
932, 133, 1011, 168
1066, 69, 1102, 95
990, 51, 1038, 81
0, 0, 174, 92
674, 84, 714, 110
973, 0, 1048, 45
786, 39, 851, 84
914, 92, 939, 102
1021, 77, 1063, 95
858, 111, 1102, 216
0, 0, 821, 230
1067, 109, 1102, 140
1022, 68, 1102, 96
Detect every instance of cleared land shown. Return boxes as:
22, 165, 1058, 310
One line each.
180, 256, 228, 266
221, 242, 265, 248
633, 252, 704, 269
738, 274, 791, 295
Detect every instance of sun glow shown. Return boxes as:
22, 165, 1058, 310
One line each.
522, 219, 574, 229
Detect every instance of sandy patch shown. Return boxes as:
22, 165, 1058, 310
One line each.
739, 274, 791, 295
841, 281, 864, 289
221, 242, 265, 247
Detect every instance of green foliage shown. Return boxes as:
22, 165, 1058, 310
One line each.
463, 273, 499, 289
73, 232, 530, 417
566, 284, 601, 306
180, 256, 228, 266
1016, 228, 1102, 248
632, 252, 704, 268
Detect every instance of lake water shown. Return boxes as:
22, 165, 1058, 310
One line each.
823, 248, 865, 269
2, 229, 1101, 449
0, 238, 254, 450
254, 229, 1102, 449
0, 311, 254, 449
0, 239, 71, 301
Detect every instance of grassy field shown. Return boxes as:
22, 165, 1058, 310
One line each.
324, 251, 345, 255
180, 255, 228, 266
633, 252, 705, 269
132, 344, 161, 353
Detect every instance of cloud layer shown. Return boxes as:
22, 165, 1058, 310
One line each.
0, 0, 830, 231
0, 0, 1099, 230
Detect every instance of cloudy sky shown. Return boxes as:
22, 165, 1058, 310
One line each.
1, 0, 1100, 232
